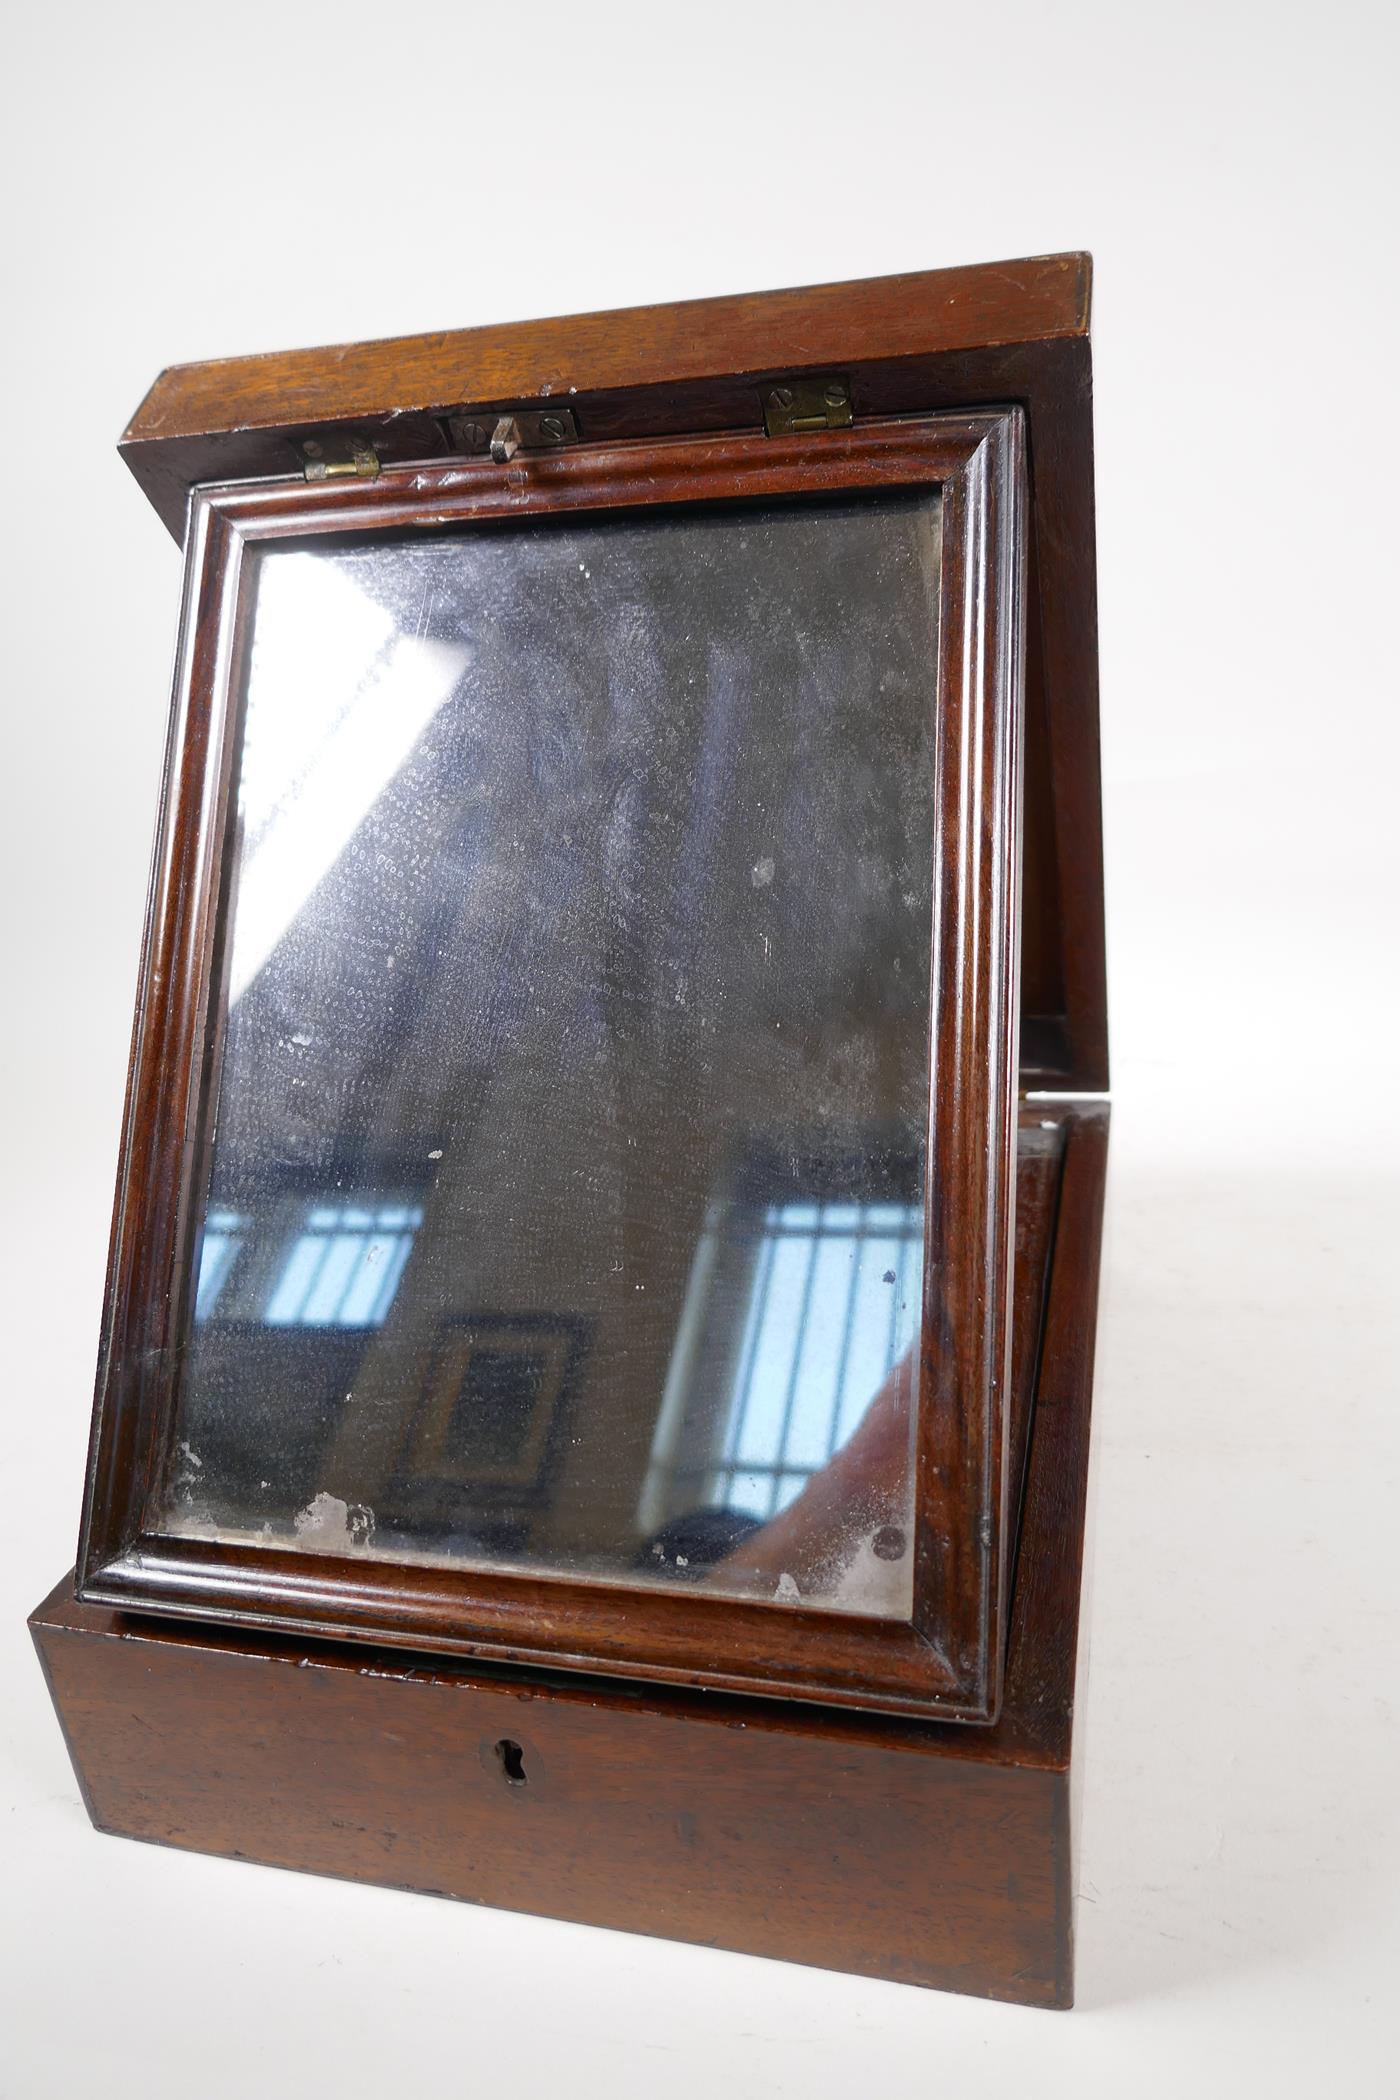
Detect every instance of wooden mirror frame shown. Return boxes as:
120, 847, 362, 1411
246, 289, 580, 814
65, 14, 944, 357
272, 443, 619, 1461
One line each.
76, 406, 1026, 1725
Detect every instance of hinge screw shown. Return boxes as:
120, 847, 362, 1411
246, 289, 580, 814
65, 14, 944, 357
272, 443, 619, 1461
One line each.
770, 386, 795, 411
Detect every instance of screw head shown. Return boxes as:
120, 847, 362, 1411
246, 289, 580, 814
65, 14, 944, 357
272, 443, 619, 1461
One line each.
770, 385, 795, 411
539, 413, 566, 444
302, 439, 323, 458
824, 383, 847, 407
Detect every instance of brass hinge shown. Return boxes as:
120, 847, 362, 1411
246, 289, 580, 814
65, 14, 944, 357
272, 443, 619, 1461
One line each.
762, 374, 854, 437
446, 408, 579, 459
300, 433, 380, 482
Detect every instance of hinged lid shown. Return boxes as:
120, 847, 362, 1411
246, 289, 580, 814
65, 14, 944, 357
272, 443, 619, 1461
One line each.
120, 253, 1105, 1090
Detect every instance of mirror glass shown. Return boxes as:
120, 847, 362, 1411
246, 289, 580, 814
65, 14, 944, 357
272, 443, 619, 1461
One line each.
160, 491, 941, 1618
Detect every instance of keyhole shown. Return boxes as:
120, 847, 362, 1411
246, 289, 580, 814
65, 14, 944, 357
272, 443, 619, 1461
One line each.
495, 1737, 527, 1786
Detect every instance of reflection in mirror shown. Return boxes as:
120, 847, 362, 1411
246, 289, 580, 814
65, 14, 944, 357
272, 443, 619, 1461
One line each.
162, 491, 941, 1619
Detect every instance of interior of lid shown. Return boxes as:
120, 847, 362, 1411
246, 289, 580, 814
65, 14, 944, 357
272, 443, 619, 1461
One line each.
1021, 607, 1073, 1081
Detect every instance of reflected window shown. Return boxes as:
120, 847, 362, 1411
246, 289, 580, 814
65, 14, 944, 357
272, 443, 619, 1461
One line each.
194, 1208, 247, 1320
263, 1201, 424, 1328
646, 1198, 922, 1526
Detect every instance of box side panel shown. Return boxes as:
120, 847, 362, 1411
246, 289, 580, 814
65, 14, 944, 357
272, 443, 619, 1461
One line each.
34, 1608, 1067, 2007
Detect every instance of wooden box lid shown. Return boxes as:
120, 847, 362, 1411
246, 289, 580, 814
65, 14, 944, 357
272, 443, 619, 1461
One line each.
120, 250, 1104, 1091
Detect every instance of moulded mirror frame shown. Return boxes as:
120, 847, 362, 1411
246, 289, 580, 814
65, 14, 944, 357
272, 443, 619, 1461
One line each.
76, 407, 1026, 1724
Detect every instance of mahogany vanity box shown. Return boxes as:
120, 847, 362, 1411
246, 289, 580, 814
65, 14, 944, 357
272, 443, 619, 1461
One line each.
31, 251, 1108, 2008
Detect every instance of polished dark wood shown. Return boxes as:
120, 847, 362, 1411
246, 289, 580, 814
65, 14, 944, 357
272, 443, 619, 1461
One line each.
120, 253, 1090, 531
36, 1103, 1106, 2009
77, 412, 1027, 1725
118, 254, 1104, 1090
35, 257, 1109, 2008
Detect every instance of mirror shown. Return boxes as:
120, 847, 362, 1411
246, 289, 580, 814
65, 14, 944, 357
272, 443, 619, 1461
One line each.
161, 490, 942, 1618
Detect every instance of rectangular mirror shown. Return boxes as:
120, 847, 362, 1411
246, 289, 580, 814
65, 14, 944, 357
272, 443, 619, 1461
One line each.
167, 493, 939, 1617
79, 413, 1024, 1720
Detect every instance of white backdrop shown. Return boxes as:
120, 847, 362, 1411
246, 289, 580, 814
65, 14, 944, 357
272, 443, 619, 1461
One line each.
3, 3, 1397, 2093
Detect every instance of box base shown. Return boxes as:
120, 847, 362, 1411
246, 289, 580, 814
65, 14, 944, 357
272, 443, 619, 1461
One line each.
33, 1109, 1105, 2008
